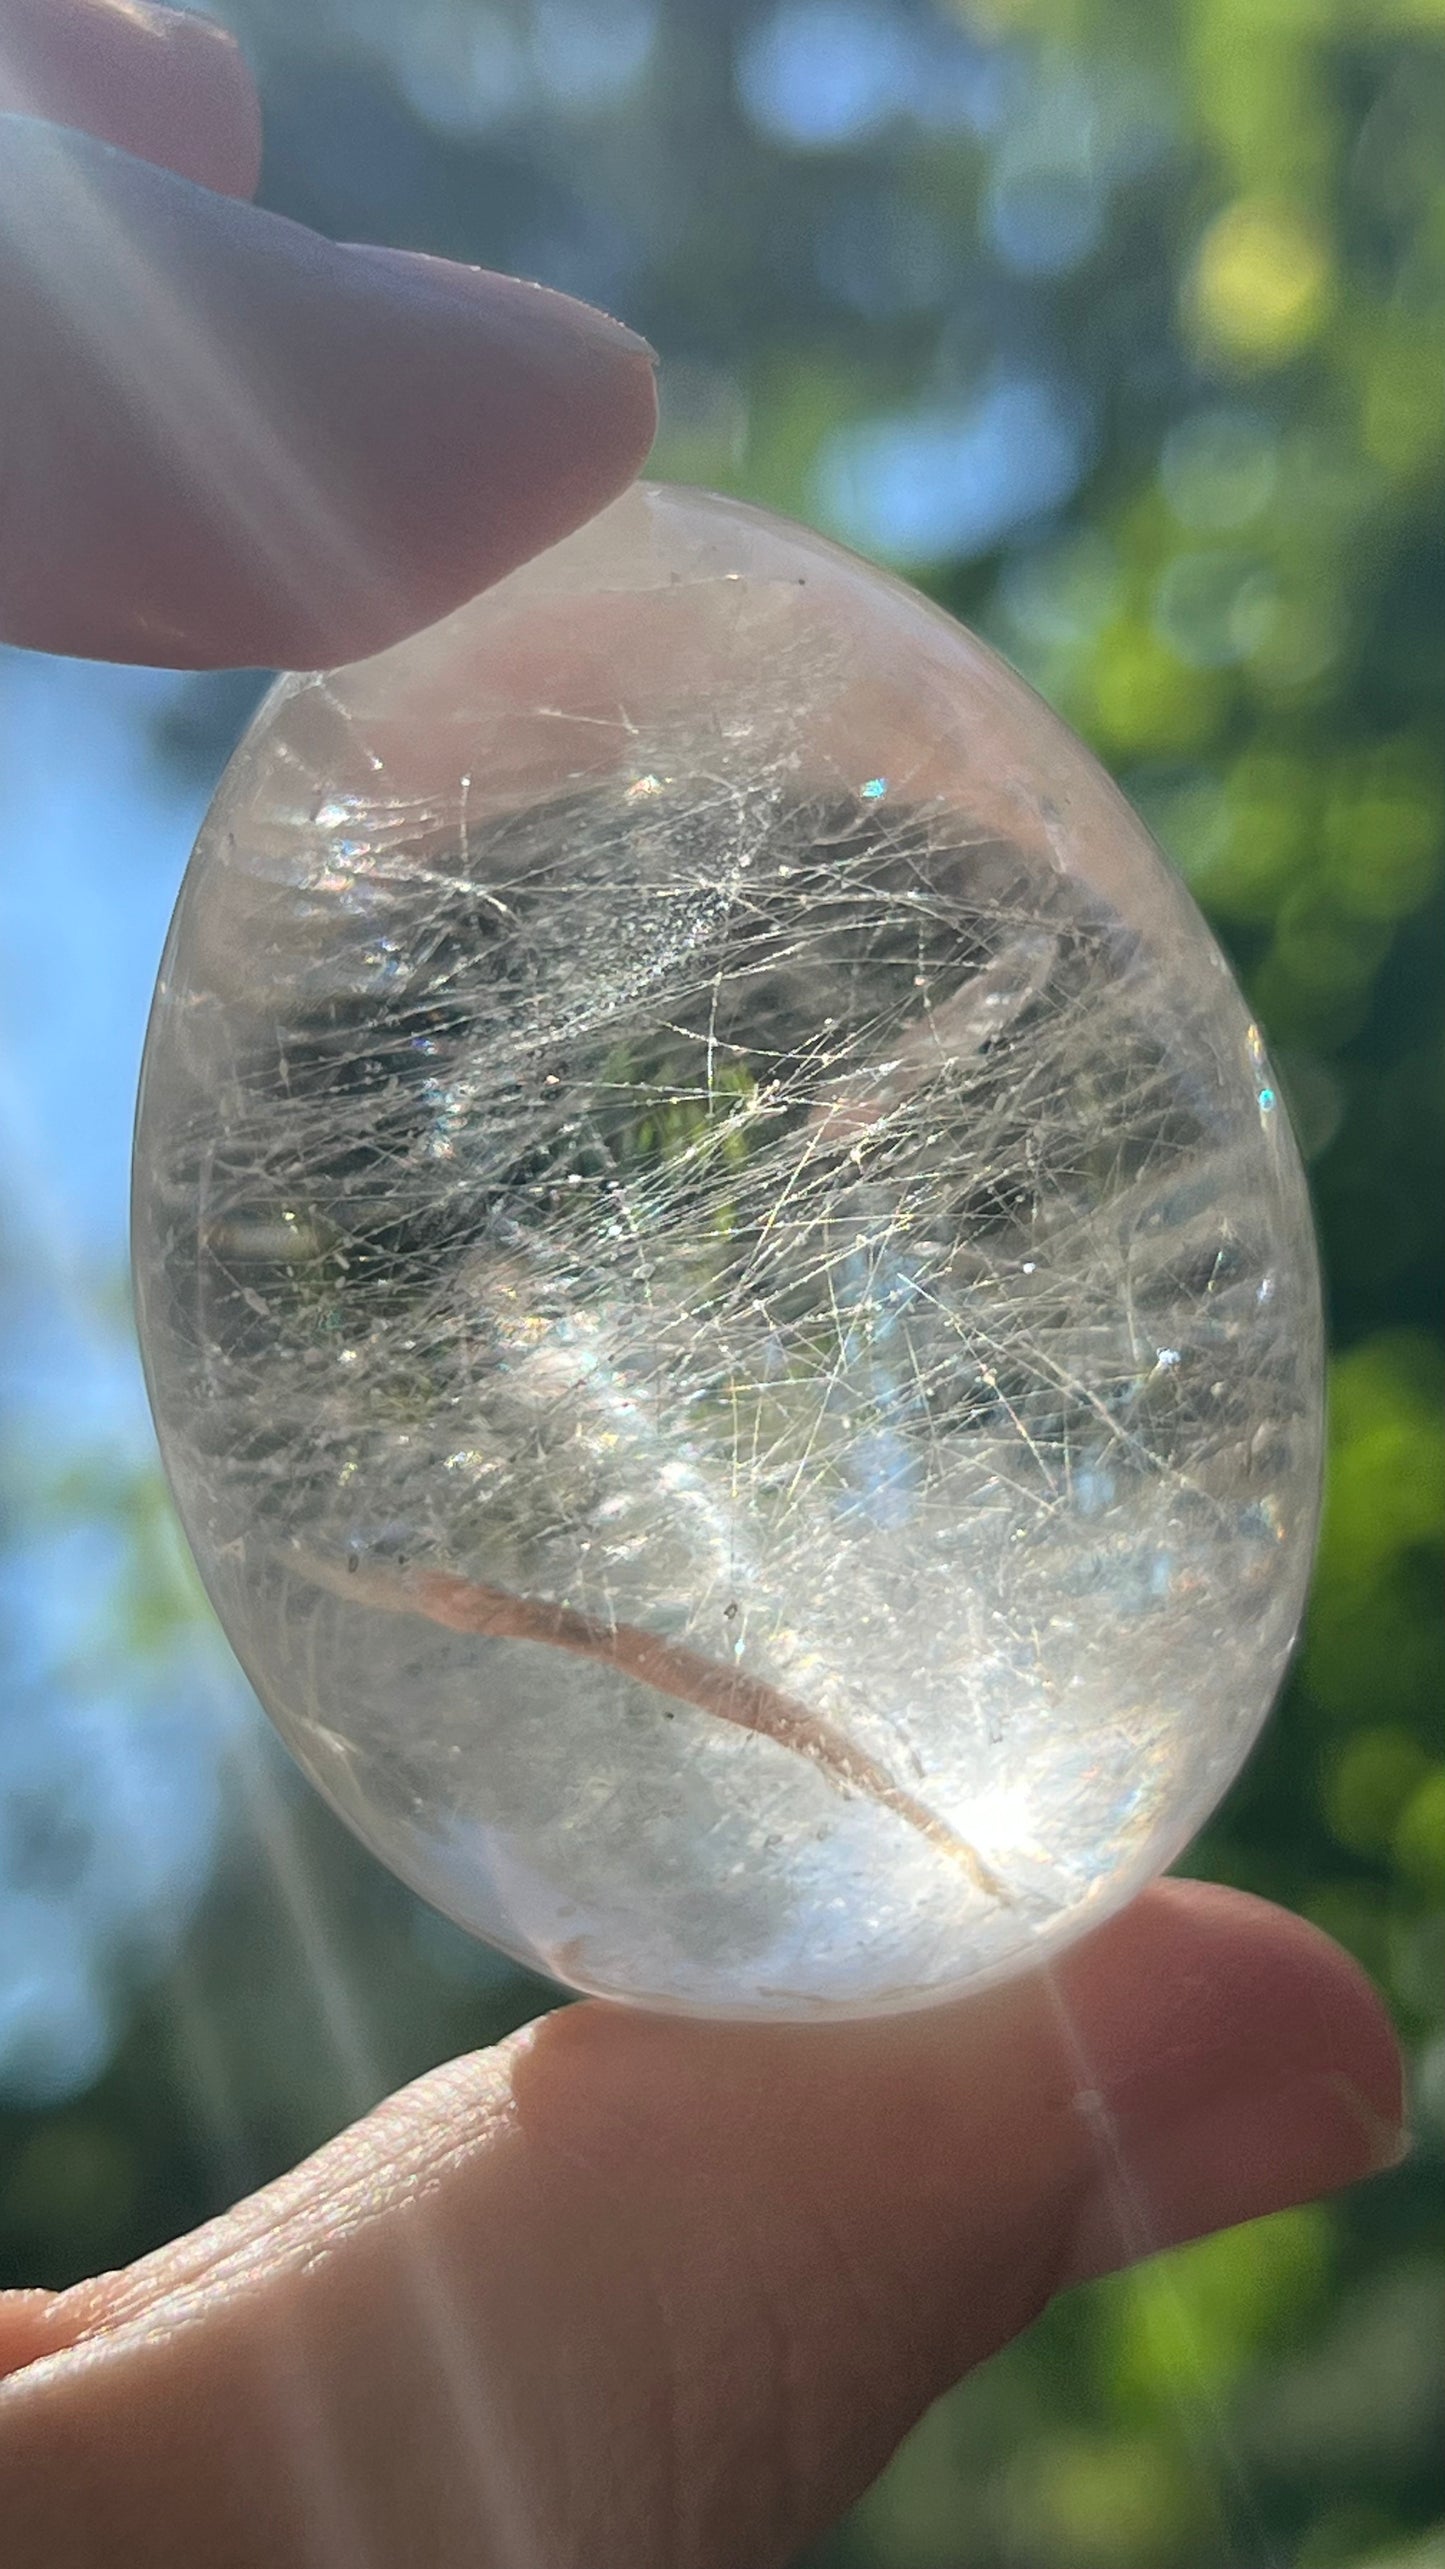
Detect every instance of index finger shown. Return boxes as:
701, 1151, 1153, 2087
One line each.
0, 33, 656, 669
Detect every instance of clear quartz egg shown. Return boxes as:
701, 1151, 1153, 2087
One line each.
132, 482, 1323, 2020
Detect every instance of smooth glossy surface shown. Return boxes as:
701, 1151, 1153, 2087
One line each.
132, 483, 1323, 2017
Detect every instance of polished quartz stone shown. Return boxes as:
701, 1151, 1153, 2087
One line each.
132, 482, 1323, 2018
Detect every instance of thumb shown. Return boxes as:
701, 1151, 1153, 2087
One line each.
0, 1883, 1403, 2569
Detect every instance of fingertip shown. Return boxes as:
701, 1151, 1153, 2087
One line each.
1051, 1879, 1407, 2284
265, 251, 661, 671
152, 4, 263, 201
0, 127, 659, 667
0, 0, 263, 200
1061, 1877, 1405, 2140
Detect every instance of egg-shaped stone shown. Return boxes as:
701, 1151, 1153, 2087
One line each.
132, 482, 1322, 2018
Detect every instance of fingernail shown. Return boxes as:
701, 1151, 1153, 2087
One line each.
340, 248, 657, 368
123, 0, 216, 28
529, 285, 656, 364
1061, 2072, 1411, 2287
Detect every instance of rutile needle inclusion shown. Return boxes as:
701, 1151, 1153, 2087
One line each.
132, 483, 1323, 2019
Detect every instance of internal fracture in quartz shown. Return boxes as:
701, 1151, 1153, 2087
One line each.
292, 1541, 1011, 1899
132, 484, 1323, 2018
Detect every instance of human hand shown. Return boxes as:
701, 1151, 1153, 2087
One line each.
0, 0, 656, 664
0, 9, 1405, 2563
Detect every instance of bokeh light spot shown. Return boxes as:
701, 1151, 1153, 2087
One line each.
814, 369, 1086, 564
1161, 408, 1280, 533
985, 162, 1105, 276
735, 0, 915, 147
1188, 197, 1335, 368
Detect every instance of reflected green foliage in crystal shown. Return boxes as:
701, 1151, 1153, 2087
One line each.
133, 487, 1322, 2016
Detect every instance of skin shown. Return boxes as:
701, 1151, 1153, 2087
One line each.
0, 8, 1407, 2562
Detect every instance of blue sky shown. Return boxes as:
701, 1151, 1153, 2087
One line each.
0, 648, 245, 2104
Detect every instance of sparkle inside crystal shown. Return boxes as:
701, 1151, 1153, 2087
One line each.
131, 482, 1323, 2020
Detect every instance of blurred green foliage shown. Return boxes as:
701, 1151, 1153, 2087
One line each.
1, 1, 1441, 2562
